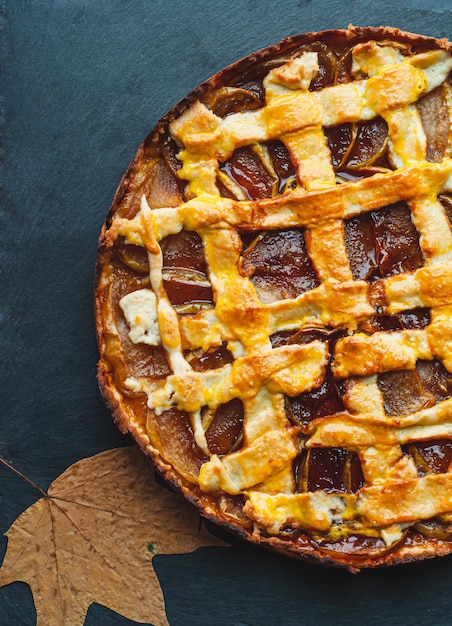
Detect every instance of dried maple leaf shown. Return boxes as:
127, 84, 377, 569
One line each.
0, 446, 227, 626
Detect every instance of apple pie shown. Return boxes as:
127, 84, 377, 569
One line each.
95, 25, 452, 570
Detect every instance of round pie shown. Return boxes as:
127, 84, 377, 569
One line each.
95, 25, 452, 570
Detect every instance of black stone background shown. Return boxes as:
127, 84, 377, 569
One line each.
1, 1, 452, 624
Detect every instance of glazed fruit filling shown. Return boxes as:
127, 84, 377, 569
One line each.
101, 31, 452, 560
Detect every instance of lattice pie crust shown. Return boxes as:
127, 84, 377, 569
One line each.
96, 26, 452, 569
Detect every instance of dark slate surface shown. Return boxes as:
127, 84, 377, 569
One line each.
1, 1, 452, 624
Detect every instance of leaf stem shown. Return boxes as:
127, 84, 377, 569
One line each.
0, 457, 47, 497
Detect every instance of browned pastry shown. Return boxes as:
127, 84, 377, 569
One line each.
95, 25, 452, 570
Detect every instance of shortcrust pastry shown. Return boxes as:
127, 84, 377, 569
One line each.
95, 26, 452, 569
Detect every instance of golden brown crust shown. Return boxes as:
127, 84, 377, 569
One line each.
95, 26, 452, 570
